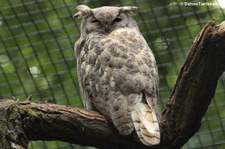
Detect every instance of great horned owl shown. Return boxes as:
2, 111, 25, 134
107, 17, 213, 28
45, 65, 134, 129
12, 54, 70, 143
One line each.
74, 5, 160, 146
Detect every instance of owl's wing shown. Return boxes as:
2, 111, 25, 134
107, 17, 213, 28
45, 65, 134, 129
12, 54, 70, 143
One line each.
130, 46, 161, 146
145, 69, 161, 122
75, 37, 97, 110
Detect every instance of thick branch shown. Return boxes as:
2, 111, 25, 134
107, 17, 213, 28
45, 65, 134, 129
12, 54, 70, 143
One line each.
0, 20, 225, 149
161, 19, 225, 149
0, 100, 149, 149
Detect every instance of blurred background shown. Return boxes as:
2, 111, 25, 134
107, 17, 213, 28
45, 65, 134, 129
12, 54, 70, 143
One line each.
1, 0, 225, 148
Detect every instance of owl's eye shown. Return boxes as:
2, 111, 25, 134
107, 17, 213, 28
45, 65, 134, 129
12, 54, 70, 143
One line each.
113, 17, 122, 23
91, 19, 100, 23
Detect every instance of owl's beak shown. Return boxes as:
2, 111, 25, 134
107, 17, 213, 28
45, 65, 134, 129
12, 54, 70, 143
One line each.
104, 24, 111, 33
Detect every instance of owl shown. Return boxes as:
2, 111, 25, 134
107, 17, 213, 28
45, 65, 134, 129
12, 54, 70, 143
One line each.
74, 5, 160, 146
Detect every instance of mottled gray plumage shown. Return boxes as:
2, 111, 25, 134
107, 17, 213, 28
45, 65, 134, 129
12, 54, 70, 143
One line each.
74, 5, 161, 146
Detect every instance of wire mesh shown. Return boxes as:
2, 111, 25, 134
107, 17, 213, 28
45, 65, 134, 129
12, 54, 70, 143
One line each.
0, 0, 225, 149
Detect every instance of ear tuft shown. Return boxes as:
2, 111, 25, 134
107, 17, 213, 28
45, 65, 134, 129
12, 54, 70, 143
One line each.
73, 5, 91, 19
120, 6, 138, 16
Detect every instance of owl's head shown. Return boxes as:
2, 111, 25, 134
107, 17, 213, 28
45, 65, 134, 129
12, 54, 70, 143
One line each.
74, 5, 138, 34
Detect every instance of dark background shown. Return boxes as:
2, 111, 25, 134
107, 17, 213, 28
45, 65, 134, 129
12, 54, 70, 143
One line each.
1, 0, 225, 148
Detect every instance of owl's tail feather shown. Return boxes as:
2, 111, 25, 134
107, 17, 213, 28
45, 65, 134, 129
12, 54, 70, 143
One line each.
131, 102, 160, 146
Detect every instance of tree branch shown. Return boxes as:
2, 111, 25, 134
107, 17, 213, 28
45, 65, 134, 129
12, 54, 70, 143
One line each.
0, 100, 148, 149
0, 19, 225, 149
161, 19, 225, 149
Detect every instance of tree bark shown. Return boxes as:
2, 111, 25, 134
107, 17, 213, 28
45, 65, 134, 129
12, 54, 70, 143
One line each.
0, 19, 225, 149
160, 19, 225, 149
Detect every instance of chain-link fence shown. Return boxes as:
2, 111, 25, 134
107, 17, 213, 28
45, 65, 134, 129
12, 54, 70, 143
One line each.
1, 0, 225, 148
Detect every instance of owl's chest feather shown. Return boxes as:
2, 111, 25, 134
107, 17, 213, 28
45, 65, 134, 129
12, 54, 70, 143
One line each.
78, 29, 157, 96
82, 29, 147, 63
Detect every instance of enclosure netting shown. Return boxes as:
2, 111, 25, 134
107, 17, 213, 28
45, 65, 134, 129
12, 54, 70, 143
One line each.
0, 0, 225, 148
